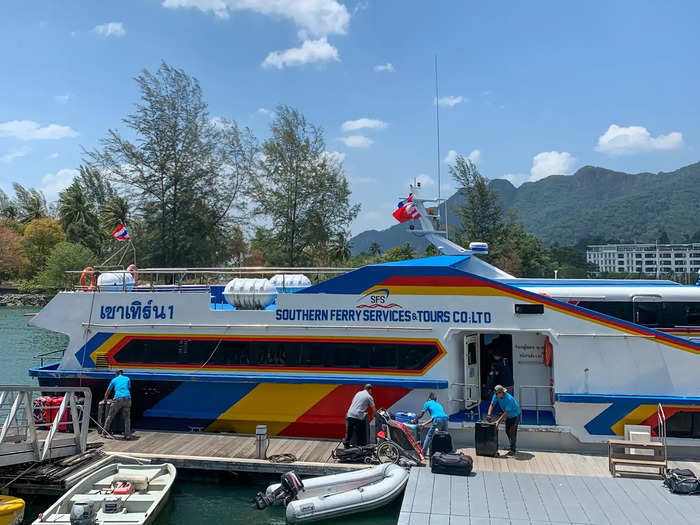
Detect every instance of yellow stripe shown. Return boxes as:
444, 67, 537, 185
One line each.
89, 334, 127, 363
610, 404, 658, 436
206, 383, 336, 434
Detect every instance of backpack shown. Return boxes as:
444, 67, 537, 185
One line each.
665, 468, 700, 495
431, 452, 473, 476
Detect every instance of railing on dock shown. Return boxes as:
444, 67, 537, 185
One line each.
518, 385, 554, 425
0, 386, 91, 467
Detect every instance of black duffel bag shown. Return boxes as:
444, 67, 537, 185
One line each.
665, 468, 700, 495
431, 452, 473, 476
333, 445, 377, 464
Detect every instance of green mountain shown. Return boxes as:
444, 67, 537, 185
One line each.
350, 161, 700, 254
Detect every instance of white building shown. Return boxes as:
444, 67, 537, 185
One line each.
587, 243, 700, 275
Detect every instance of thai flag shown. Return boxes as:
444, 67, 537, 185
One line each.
111, 223, 130, 241
392, 193, 421, 223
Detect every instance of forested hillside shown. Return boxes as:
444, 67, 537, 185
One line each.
351, 162, 700, 254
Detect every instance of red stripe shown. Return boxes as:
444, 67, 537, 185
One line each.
280, 385, 411, 438
639, 406, 700, 436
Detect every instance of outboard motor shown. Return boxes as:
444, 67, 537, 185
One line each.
253, 471, 304, 510
70, 502, 96, 525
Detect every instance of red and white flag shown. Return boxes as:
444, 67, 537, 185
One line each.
111, 223, 130, 241
392, 193, 421, 223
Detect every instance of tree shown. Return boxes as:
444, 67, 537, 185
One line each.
381, 243, 417, 262
0, 227, 29, 280
450, 156, 503, 247
329, 233, 352, 264
23, 218, 66, 270
35, 242, 96, 289
252, 106, 359, 266
0, 188, 19, 220
78, 164, 115, 208
99, 195, 130, 234
88, 62, 256, 267
58, 181, 101, 254
658, 229, 670, 244
369, 242, 382, 256
12, 183, 48, 223
691, 229, 700, 243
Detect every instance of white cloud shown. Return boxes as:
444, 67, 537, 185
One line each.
502, 173, 528, 186
0, 120, 78, 140
373, 62, 394, 72
0, 147, 30, 164
341, 118, 387, 132
352, 208, 393, 235
54, 94, 70, 104
210, 116, 232, 130
256, 107, 273, 117
435, 95, 465, 107
323, 150, 345, 164
48, 152, 59, 159
340, 135, 373, 148
162, 0, 350, 36
595, 124, 684, 155
93, 22, 126, 37
443, 148, 480, 165
262, 38, 339, 69
529, 151, 576, 181
40, 168, 79, 200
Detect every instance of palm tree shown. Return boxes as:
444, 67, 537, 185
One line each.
12, 183, 48, 222
99, 195, 130, 232
369, 241, 382, 256
58, 181, 101, 253
330, 233, 352, 264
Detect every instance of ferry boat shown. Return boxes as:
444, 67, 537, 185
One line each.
28, 185, 700, 454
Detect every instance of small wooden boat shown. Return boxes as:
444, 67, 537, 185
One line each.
0, 495, 24, 525
33, 463, 175, 525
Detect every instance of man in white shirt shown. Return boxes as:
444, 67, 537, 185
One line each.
343, 384, 375, 448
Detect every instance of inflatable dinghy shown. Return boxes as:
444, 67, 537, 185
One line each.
257, 463, 409, 523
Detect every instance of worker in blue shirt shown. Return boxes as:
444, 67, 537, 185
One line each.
102, 369, 133, 440
412, 392, 449, 454
487, 385, 521, 456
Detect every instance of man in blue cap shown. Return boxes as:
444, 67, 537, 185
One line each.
487, 385, 521, 456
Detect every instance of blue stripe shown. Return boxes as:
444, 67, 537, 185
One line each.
28, 366, 449, 389
557, 393, 700, 404
74, 332, 114, 368
143, 382, 257, 421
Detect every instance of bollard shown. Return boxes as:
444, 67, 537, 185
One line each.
255, 425, 268, 459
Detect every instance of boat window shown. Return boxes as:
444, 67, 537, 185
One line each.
659, 411, 700, 439
113, 338, 439, 371
634, 302, 660, 327
577, 301, 633, 322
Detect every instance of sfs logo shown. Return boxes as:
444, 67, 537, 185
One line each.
356, 288, 401, 309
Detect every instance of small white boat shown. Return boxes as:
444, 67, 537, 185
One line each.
33, 462, 175, 525
260, 463, 409, 523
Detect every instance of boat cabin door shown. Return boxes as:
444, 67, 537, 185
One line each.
464, 334, 480, 409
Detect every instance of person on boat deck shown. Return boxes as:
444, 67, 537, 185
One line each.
343, 384, 375, 448
412, 392, 449, 454
487, 385, 521, 456
492, 351, 513, 392
102, 369, 133, 440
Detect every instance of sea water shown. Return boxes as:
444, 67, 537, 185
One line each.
0, 307, 401, 524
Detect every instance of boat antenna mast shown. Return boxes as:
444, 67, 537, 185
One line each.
434, 54, 448, 240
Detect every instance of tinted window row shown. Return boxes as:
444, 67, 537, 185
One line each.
656, 411, 700, 439
113, 338, 440, 371
577, 301, 700, 327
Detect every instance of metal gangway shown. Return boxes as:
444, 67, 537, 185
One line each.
0, 386, 91, 467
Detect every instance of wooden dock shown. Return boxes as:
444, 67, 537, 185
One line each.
399, 467, 700, 524
90, 429, 364, 477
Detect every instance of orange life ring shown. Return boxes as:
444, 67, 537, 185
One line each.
80, 267, 96, 291
543, 336, 553, 367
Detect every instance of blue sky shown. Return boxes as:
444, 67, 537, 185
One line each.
1, 1, 699, 235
